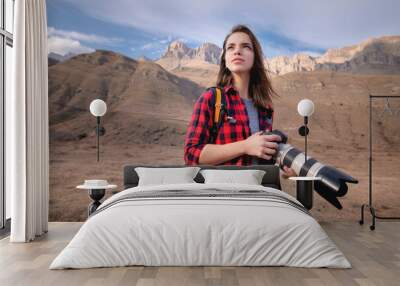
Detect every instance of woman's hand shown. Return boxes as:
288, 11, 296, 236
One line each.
243, 131, 281, 160
281, 165, 297, 179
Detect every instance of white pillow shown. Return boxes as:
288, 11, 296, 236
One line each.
135, 167, 201, 186
200, 169, 266, 185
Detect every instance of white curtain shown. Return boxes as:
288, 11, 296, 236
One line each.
8, 0, 49, 242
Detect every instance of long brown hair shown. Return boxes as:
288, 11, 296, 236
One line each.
217, 25, 277, 108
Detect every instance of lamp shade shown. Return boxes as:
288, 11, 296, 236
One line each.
90, 99, 107, 117
297, 99, 314, 117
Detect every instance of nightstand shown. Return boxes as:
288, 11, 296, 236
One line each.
77, 180, 117, 216
289, 177, 321, 210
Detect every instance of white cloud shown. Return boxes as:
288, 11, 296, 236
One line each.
141, 42, 160, 50
159, 35, 173, 44
60, 0, 400, 50
48, 36, 94, 56
48, 27, 123, 45
159, 39, 169, 44
60, 0, 233, 44
47, 27, 126, 56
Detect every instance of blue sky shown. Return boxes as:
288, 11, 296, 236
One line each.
46, 0, 400, 60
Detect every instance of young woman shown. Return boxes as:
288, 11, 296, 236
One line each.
184, 24, 295, 178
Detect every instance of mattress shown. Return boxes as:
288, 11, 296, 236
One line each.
50, 183, 351, 269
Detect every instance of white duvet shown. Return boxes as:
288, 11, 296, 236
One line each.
50, 183, 351, 269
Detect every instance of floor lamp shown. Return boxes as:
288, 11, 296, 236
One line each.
89, 99, 107, 162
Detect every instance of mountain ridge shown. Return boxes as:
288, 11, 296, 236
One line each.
156, 35, 400, 76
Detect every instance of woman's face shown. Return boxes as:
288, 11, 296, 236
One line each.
225, 32, 255, 75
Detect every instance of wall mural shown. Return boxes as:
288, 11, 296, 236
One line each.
47, 0, 400, 221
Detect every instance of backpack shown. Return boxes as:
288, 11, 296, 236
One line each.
208, 87, 227, 144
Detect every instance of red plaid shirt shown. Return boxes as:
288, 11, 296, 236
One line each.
184, 85, 274, 166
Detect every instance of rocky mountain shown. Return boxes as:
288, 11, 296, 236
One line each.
155, 36, 400, 84
266, 54, 316, 75
164, 41, 192, 59
267, 35, 400, 75
315, 36, 400, 74
156, 41, 222, 70
48, 50, 203, 145
193, 42, 222, 64
317, 36, 400, 64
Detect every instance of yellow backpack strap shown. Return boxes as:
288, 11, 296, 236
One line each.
209, 87, 227, 144
214, 87, 222, 124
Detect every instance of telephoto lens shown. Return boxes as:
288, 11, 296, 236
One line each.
257, 129, 358, 209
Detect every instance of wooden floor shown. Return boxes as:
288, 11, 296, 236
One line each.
0, 221, 399, 286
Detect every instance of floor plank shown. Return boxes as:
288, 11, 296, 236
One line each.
0, 221, 399, 286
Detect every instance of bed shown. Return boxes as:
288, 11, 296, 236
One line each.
50, 165, 351, 269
